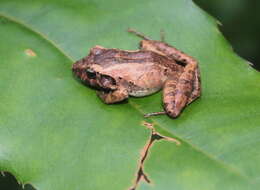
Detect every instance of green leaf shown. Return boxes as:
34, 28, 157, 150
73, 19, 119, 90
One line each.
0, 0, 259, 190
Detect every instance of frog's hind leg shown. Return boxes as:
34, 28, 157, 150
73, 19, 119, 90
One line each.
128, 28, 151, 40
163, 62, 200, 118
162, 77, 185, 118
97, 86, 128, 104
145, 66, 200, 118
128, 28, 165, 42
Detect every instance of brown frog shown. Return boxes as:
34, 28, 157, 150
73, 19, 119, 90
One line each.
72, 29, 201, 118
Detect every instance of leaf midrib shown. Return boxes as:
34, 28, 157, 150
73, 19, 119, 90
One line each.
0, 11, 251, 183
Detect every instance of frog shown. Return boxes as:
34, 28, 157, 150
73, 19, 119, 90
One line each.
72, 29, 201, 118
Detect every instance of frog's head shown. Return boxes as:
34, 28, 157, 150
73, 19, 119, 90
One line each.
73, 61, 117, 91
72, 45, 118, 91
85, 68, 117, 91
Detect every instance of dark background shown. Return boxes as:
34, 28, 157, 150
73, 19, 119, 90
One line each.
0, 1, 259, 190
194, 0, 260, 71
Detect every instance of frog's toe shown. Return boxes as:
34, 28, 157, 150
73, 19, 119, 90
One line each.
163, 102, 181, 118
96, 87, 128, 104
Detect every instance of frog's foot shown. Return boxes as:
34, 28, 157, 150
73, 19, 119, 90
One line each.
144, 111, 166, 118
97, 87, 128, 104
163, 63, 201, 118
128, 28, 151, 40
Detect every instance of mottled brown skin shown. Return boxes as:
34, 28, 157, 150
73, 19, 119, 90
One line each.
72, 30, 201, 118
138, 38, 201, 117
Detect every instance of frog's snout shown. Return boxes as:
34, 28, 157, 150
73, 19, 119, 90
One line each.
72, 59, 88, 75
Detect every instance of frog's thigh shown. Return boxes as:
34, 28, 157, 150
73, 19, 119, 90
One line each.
97, 87, 129, 104
163, 78, 182, 118
163, 64, 197, 118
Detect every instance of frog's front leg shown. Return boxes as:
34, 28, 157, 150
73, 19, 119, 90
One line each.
163, 64, 200, 118
97, 86, 129, 104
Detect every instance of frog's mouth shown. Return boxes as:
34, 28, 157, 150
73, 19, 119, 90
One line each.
85, 69, 117, 91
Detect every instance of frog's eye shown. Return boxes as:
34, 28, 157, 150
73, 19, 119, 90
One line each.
86, 69, 96, 79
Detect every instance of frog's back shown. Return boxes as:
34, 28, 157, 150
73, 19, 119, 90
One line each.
92, 48, 183, 97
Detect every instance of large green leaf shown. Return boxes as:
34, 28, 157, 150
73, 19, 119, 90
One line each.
0, 0, 259, 189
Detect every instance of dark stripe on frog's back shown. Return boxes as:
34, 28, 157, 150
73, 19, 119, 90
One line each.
152, 53, 184, 72
94, 49, 155, 65
95, 57, 154, 67
93, 49, 118, 64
